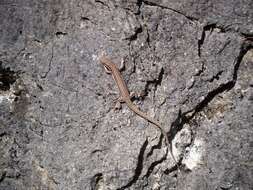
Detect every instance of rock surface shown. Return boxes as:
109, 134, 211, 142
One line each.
0, 1, 252, 189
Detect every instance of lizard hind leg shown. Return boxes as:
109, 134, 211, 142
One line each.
113, 96, 124, 110
129, 91, 145, 101
130, 92, 136, 100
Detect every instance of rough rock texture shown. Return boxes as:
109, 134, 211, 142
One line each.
0, 0, 252, 190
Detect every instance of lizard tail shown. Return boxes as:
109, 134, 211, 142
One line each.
125, 99, 179, 167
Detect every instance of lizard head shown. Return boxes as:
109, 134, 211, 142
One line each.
99, 56, 114, 73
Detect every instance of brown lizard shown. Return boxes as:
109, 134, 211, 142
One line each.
99, 56, 178, 165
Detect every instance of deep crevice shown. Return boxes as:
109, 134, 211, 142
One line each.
81, 16, 90, 21
208, 70, 223, 82
198, 26, 207, 57
142, 1, 198, 21
167, 42, 252, 171
191, 42, 252, 116
146, 27, 151, 47
164, 164, 179, 175
117, 139, 148, 190
146, 132, 163, 158
125, 27, 143, 41
0, 171, 6, 182
240, 33, 253, 41
194, 61, 205, 76
0, 132, 7, 137
0, 62, 18, 91
198, 23, 228, 57
136, 0, 144, 15
143, 67, 164, 97
55, 31, 67, 36
198, 24, 215, 57
143, 149, 168, 178
168, 110, 186, 154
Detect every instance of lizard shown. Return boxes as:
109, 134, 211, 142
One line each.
99, 55, 178, 166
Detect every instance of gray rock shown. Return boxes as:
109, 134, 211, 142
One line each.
0, 1, 252, 189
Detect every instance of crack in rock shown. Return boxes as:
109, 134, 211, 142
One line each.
198, 23, 227, 57
40, 44, 54, 79
117, 139, 148, 190
125, 26, 143, 41
0, 62, 18, 91
142, 0, 198, 21
167, 41, 252, 171
188, 41, 252, 118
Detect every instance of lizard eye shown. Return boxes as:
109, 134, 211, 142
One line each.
103, 65, 112, 73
